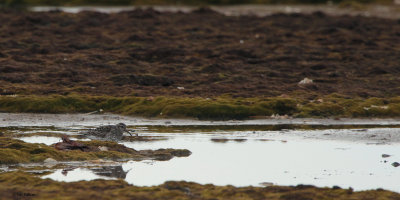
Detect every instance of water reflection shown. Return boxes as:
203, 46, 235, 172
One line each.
91, 166, 129, 179
43, 168, 115, 182
60, 165, 129, 179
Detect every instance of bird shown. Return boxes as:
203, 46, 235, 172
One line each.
82, 123, 136, 141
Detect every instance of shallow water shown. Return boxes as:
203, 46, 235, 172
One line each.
2, 113, 400, 193
42, 168, 115, 182
125, 133, 400, 192
11, 126, 400, 192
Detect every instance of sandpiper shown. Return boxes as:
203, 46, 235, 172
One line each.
82, 123, 136, 141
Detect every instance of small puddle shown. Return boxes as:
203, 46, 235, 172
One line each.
42, 168, 115, 182
17, 136, 90, 145
18, 136, 61, 145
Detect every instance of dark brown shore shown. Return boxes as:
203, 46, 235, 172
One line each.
0, 8, 399, 99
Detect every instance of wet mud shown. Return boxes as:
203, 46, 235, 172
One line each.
0, 8, 399, 98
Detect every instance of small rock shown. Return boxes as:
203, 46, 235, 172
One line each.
392, 162, 400, 167
177, 87, 185, 90
44, 158, 57, 164
281, 114, 290, 119
298, 77, 313, 85
382, 154, 391, 158
98, 146, 108, 151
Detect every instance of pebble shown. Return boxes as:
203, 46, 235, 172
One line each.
298, 77, 313, 85
98, 146, 109, 151
44, 158, 57, 164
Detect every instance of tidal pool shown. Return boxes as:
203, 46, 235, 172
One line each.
122, 133, 400, 192
24, 128, 400, 193
3, 113, 400, 193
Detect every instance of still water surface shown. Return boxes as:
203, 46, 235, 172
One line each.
27, 128, 400, 192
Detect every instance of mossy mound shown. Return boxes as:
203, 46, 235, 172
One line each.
3, 94, 400, 119
0, 171, 398, 199
0, 137, 191, 164
0, 95, 297, 120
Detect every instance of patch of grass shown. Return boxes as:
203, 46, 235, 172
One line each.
2, 94, 400, 119
0, 95, 298, 120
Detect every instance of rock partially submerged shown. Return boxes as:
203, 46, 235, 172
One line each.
55, 135, 89, 151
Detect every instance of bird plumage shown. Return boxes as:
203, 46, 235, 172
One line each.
82, 123, 134, 141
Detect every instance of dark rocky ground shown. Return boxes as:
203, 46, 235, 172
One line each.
0, 8, 400, 99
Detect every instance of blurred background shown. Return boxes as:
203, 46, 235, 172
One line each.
0, 0, 398, 6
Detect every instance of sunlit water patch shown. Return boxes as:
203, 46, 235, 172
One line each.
17, 136, 90, 145
42, 168, 115, 182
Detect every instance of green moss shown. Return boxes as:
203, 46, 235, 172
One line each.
2, 95, 400, 119
0, 136, 191, 164
297, 103, 345, 117
0, 149, 29, 164
0, 171, 398, 200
